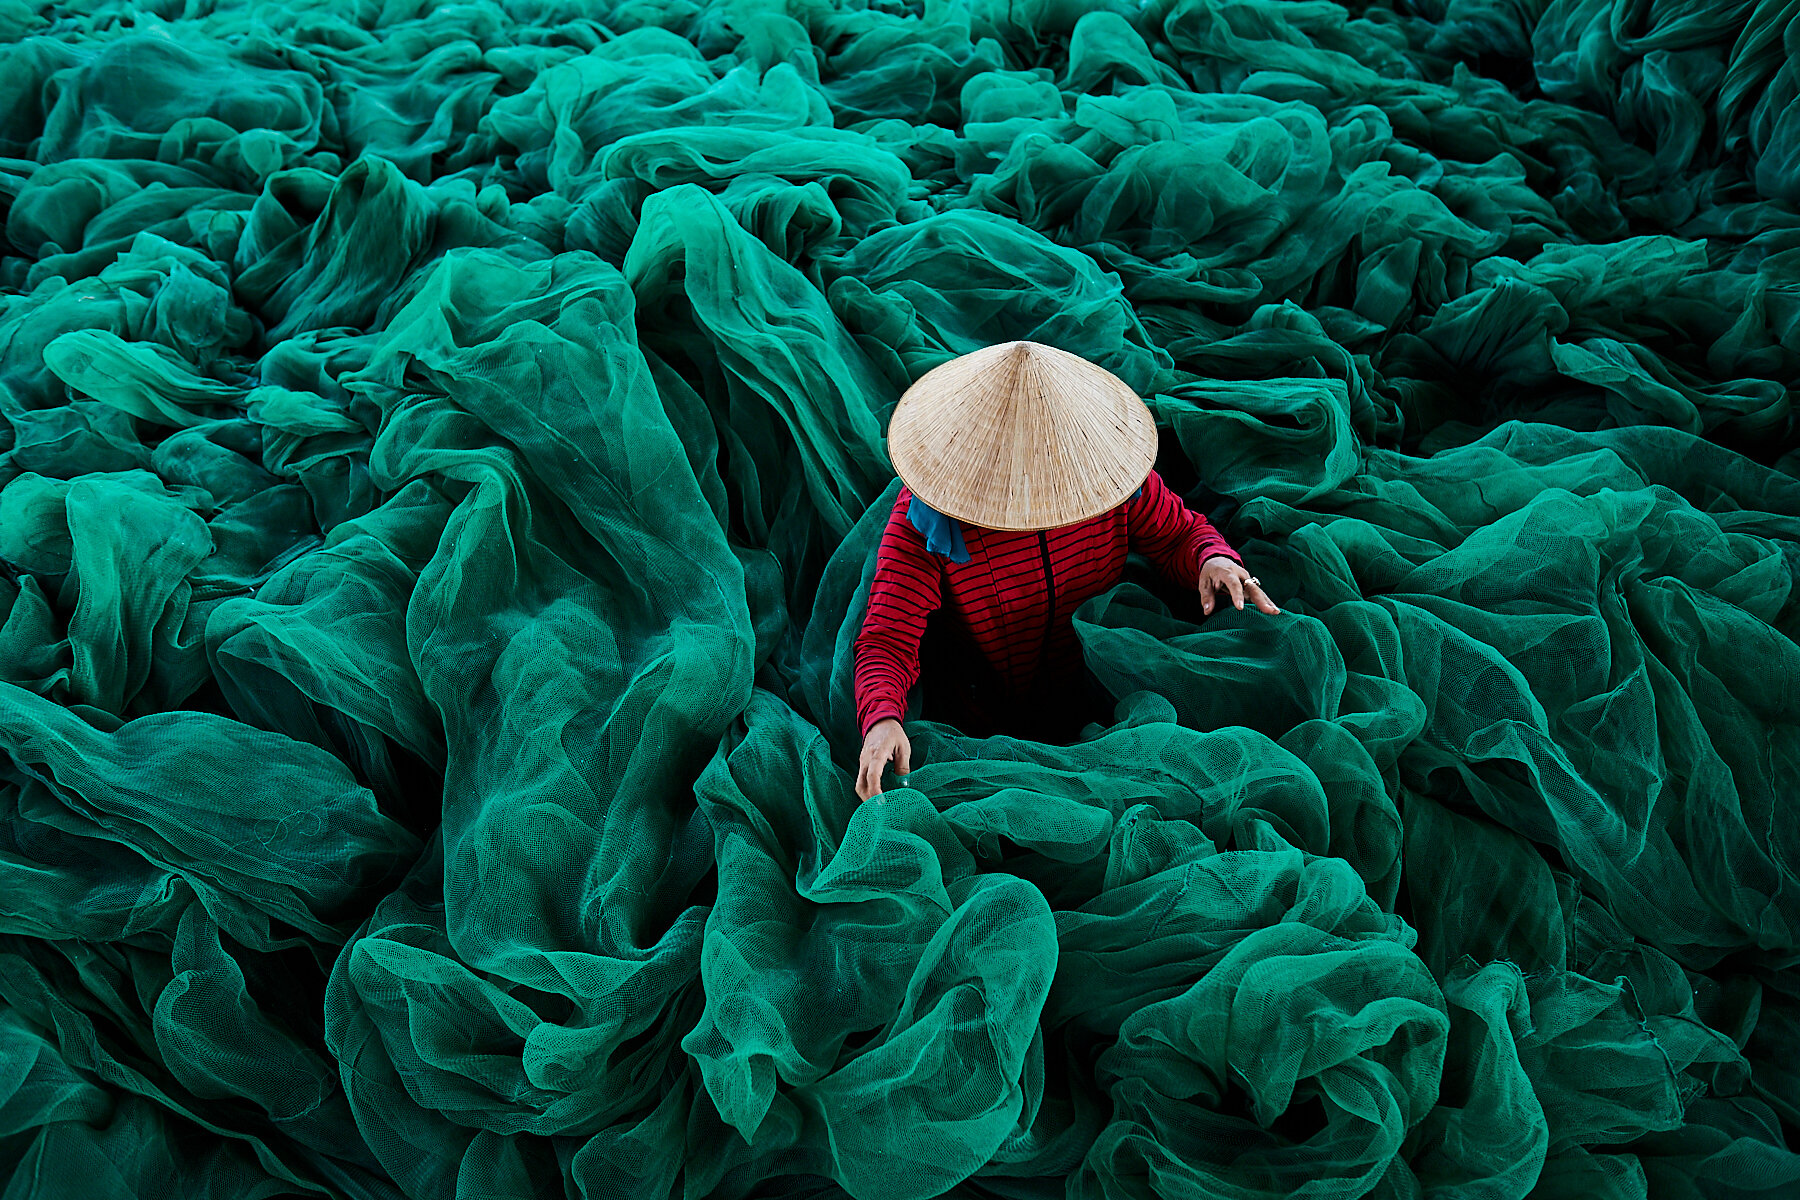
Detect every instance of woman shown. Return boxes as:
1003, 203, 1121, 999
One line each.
853, 340, 1281, 800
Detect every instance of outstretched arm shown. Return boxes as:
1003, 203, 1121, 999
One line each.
854, 487, 944, 738
1129, 470, 1280, 615
1126, 469, 1241, 591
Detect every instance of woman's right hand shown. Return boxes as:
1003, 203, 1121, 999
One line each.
856, 718, 912, 801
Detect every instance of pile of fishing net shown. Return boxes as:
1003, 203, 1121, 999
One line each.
1, 0, 1797, 1196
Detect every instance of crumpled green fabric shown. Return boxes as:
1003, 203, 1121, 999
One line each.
1, 0, 1798, 1198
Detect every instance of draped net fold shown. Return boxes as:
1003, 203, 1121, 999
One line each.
0, 0, 1797, 1197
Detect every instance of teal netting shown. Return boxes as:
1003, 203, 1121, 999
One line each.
1, 0, 1798, 1197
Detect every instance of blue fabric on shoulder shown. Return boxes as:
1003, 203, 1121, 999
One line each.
906, 483, 1144, 562
906, 494, 970, 562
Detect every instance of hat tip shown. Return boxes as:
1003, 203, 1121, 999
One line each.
992, 338, 1051, 368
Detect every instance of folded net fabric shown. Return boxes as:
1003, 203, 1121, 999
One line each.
1, 0, 1798, 1197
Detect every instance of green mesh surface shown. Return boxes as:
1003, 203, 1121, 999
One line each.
1, 0, 1799, 1197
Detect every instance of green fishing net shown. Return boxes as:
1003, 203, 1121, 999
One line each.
2, 0, 1799, 1196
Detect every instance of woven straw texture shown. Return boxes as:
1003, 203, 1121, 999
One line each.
886, 340, 1158, 530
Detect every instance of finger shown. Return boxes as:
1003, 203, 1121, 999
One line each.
895, 734, 912, 777
1199, 574, 1214, 614
1227, 573, 1245, 610
856, 752, 877, 800
1248, 583, 1280, 614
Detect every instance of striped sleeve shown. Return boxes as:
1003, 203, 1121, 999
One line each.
1126, 469, 1241, 592
853, 488, 944, 737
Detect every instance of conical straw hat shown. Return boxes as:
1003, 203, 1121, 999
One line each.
886, 340, 1158, 531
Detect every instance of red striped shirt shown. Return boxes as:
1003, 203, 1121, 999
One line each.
853, 469, 1241, 736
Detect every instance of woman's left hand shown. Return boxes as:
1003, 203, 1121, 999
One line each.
1200, 557, 1281, 616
